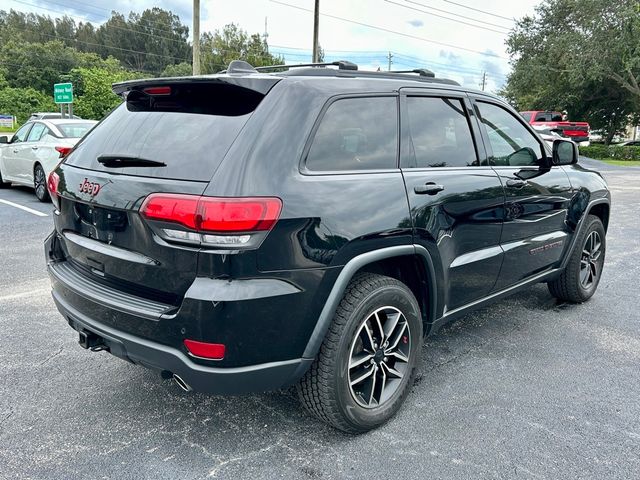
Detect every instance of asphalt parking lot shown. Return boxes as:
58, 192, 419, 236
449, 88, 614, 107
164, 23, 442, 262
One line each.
1, 159, 639, 480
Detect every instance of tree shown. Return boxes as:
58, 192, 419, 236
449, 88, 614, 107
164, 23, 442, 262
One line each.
161, 62, 193, 77
70, 63, 142, 120
503, 0, 640, 143
200, 24, 283, 73
0, 87, 56, 124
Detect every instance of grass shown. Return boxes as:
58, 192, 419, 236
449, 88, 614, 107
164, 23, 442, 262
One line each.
601, 159, 640, 167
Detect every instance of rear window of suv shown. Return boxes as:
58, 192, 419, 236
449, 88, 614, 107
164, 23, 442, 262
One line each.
65, 83, 261, 181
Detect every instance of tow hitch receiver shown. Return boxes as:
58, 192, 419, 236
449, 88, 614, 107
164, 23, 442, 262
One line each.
78, 330, 108, 351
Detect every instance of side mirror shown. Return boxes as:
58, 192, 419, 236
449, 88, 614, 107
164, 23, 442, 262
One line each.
0, 136, 8, 144
551, 139, 578, 166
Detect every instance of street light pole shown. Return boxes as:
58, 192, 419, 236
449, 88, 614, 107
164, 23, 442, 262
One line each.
312, 0, 319, 62
193, 0, 201, 75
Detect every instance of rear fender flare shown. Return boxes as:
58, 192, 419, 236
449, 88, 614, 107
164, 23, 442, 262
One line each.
301, 245, 437, 360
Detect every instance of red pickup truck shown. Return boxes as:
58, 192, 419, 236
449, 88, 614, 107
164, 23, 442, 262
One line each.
520, 110, 590, 143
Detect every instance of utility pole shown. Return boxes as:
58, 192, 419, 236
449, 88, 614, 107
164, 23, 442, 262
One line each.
193, 0, 201, 75
480, 71, 487, 91
312, 0, 319, 62
387, 51, 393, 71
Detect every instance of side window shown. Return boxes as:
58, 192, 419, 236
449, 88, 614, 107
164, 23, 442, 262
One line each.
26, 123, 46, 142
12, 124, 33, 143
534, 112, 549, 122
477, 102, 544, 167
404, 96, 478, 168
306, 97, 398, 171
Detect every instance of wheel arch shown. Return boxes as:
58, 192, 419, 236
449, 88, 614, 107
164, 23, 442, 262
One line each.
588, 202, 610, 232
301, 245, 437, 361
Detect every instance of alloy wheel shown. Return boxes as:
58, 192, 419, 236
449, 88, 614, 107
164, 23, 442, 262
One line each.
348, 306, 411, 409
580, 230, 602, 289
34, 166, 47, 200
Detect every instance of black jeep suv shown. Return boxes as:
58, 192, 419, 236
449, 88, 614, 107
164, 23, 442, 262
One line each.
45, 60, 610, 433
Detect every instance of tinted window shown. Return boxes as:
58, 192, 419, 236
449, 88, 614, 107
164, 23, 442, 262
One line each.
12, 123, 32, 143
306, 97, 398, 171
477, 102, 543, 167
520, 112, 532, 122
534, 112, 549, 121
26, 123, 46, 142
65, 103, 253, 181
57, 123, 96, 138
404, 97, 477, 168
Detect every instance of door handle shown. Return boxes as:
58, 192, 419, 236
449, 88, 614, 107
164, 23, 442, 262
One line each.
31, 146, 39, 150
414, 182, 445, 195
506, 179, 527, 188
12, 149, 19, 153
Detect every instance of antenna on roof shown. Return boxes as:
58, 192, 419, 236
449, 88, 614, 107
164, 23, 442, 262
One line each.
226, 60, 259, 75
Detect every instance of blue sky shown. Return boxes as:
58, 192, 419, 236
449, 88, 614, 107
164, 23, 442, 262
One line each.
6, 0, 543, 92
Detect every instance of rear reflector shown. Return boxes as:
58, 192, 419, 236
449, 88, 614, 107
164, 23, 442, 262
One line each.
55, 146, 73, 158
183, 339, 225, 360
140, 194, 282, 233
47, 171, 60, 209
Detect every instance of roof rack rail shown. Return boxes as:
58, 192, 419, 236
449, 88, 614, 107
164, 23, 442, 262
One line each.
390, 68, 435, 78
255, 60, 358, 72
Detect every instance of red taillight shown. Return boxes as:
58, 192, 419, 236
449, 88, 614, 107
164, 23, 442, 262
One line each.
55, 146, 73, 158
140, 194, 282, 233
143, 86, 172, 95
47, 171, 60, 209
183, 339, 225, 360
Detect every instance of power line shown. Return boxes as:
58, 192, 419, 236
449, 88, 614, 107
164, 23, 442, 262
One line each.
269, 0, 508, 60
390, 0, 511, 32
435, 0, 516, 22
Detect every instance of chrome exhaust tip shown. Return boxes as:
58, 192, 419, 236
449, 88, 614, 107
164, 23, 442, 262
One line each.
172, 373, 192, 392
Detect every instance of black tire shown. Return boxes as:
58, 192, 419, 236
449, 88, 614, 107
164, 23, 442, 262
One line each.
297, 273, 422, 433
34, 164, 50, 202
548, 215, 606, 303
0, 166, 9, 188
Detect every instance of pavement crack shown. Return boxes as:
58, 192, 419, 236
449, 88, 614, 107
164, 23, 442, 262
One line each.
0, 411, 14, 428
39, 346, 64, 366
429, 323, 520, 371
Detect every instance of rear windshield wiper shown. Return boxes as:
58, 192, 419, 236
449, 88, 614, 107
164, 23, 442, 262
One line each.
97, 155, 167, 168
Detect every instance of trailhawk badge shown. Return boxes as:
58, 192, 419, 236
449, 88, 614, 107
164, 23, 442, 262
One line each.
79, 178, 101, 196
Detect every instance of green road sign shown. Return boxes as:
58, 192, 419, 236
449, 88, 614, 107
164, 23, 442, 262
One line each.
54, 83, 73, 104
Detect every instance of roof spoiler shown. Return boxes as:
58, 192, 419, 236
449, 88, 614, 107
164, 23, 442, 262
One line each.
112, 75, 281, 97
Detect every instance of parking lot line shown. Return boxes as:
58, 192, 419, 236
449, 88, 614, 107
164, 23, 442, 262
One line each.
0, 198, 48, 217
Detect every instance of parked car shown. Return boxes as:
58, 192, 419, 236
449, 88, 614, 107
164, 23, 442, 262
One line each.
45, 60, 610, 433
0, 119, 97, 201
28, 112, 82, 121
532, 125, 570, 148
520, 110, 590, 144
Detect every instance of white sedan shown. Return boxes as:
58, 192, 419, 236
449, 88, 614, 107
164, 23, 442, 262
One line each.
0, 119, 97, 201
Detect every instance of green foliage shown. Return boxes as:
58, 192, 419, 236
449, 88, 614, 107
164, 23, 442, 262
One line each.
161, 62, 193, 77
71, 67, 142, 120
200, 24, 283, 73
580, 145, 640, 161
503, 0, 640, 144
0, 39, 108, 92
0, 87, 56, 124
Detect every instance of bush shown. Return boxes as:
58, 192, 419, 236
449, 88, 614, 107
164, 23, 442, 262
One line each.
580, 145, 640, 161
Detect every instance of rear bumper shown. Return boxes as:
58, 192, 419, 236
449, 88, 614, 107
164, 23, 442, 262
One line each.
52, 288, 312, 394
